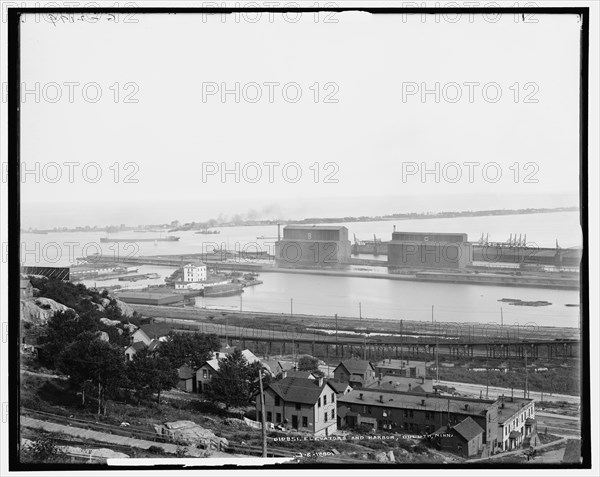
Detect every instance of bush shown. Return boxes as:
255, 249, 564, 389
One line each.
147, 445, 165, 454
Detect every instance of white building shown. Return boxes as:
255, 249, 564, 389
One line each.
183, 262, 207, 282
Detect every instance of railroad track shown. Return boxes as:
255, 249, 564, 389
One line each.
21, 408, 173, 444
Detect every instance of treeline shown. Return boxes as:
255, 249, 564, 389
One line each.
28, 279, 271, 414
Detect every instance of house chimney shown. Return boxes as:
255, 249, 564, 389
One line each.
464, 404, 469, 411
359, 393, 363, 400
379, 395, 384, 403
421, 399, 426, 406
282, 370, 287, 379
393, 225, 396, 233
389, 358, 392, 364
389, 381, 393, 385
408, 384, 412, 391
317, 376, 324, 387
420, 377, 424, 384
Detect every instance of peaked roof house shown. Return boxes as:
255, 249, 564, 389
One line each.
258, 376, 338, 437
124, 338, 162, 361
435, 416, 485, 457
177, 364, 197, 393
327, 380, 352, 396
195, 349, 261, 394
132, 323, 173, 346
124, 341, 146, 361
333, 360, 376, 388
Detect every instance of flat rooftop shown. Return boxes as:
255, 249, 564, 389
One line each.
283, 225, 348, 231
338, 388, 495, 416
375, 359, 427, 369
496, 396, 535, 423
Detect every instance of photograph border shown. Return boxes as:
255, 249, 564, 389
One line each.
7, 5, 591, 472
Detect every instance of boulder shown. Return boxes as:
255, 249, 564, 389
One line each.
154, 421, 228, 450
374, 451, 388, 462
100, 318, 122, 327
387, 450, 395, 462
114, 299, 135, 318
20, 298, 73, 325
100, 298, 111, 307
95, 331, 110, 342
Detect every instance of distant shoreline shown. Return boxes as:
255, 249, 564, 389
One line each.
22, 206, 579, 235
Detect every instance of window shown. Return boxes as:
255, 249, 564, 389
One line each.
302, 416, 308, 427
295, 403, 301, 411
275, 396, 280, 406
409, 410, 414, 418
318, 398, 321, 408
276, 413, 281, 423
331, 409, 335, 419
323, 395, 327, 405
367, 408, 372, 415
202, 370, 207, 379
332, 393, 335, 402
267, 412, 272, 422
324, 413, 328, 422
362, 406, 367, 414
404, 410, 409, 418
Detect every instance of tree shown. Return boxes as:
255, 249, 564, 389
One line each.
158, 332, 220, 369
58, 333, 127, 415
127, 349, 178, 404
206, 349, 259, 409
39, 310, 99, 368
297, 355, 320, 373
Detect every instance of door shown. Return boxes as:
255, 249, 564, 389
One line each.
292, 415, 298, 429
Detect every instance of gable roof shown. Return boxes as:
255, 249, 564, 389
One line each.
178, 365, 195, 380
284, 370, 316, 380
139, 323, 173, 339
127, 341, 146, 352
268, 377, 333, 405
453, 417, 484, 442
327, 380, 351, 394
260, 359, 282, 375
335, 360, 374, 376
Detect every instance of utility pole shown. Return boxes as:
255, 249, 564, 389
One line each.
335, 314, 338, 342
400, 319, 404, 363
431, 305, 434, 324
486, 356, 489, 399
500, 307, 503, 328
435, 321, 440, 383
524, 347, 528, 399
258, 370, 267, 458
240, 293, 243, 312
359, 302, 362, 321
290, 298, 293, 317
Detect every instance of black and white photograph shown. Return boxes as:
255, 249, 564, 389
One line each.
2, 2, 598, 475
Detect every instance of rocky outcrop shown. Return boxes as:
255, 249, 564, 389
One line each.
114, 299, 135, 318
100, 298, 111, 308
154, 421, 228, 450
20, 298, 73, 325
99, 318, 121, 327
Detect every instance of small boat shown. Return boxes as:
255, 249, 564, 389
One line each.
195, 230, 220, 235
565, 303, 580, 307
257, 235, 278, 240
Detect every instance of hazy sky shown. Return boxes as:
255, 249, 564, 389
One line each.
18, 11, 583, 227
